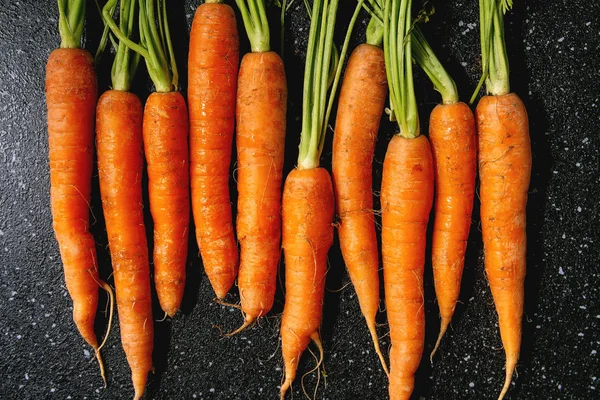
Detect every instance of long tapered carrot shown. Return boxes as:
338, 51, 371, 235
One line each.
380, 1, 434, 398
96, 90, 153, 400
107, 0, 190, 317
410, 26, 477, 359
99, 2, 153, 398
332, 40, 388, 374
234, 0, 287, 332
279, 2, 365, 398
188, 1, 239, 299
472, 1, 531, 398
46, 0, 112, 384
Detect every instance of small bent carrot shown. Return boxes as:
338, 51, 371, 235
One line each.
477, 93, 530, 399
188, 1, 239, 299
144, 92, 189, 317
96, 90, 153, 400
332, 42, 388, 374
46, 0, 112, 383
280, 168, 334, 398
381, 135, 434, 400
410, 26, 477, 359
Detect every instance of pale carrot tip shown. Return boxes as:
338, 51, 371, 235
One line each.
430, 317, 451, 364
280, 379, 292, 400
225, 315, 255, 337
95, 349, 107, 388
498, 359, 517, 400
367, 321, 389, 376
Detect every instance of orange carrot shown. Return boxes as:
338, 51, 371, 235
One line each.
96, 90, 153, 400
46, 0, 112, 383
381, 135, 434, 399
472, 1, 531, 398
144, 92, 189, 317
99, 2, 153, 398
280, 168, 334, 398
380, 2, 434, 399
235, 0, 287, 332
188, 1, 239, 299
477, 93, 530, 399
332, 42, 388, 374
410, 26, 477, 358
279, 2, 365, 398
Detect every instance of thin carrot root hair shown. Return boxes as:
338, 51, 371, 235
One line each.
301, 333, 324, 400
95, 281, 115, 387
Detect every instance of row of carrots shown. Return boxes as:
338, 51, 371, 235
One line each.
45, 0, 531, 399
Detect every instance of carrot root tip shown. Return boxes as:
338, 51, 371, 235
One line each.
430, 317, 451, 364
225, 315, 256, 337
95, 348, 107, 388
498, 358, 518, 400
367, 321, 389, 376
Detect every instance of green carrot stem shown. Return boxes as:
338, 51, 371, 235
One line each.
57, 0, 85, 49
297, 0, 365, 169
411, 26, 458, 104
236, 0, 271, 53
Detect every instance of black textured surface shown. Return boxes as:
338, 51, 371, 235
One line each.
1, 1, 599, 399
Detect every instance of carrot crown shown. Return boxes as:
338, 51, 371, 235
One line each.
383, 0, 419, 139
470, 0, 511, 103
57, 0, 85, 49
297, 0, 365, 170
364, 0, 384, 47
104, 0, 178, 93
101, 0, 140, 92
411, 25, 458, 104
236, 0, 270, 53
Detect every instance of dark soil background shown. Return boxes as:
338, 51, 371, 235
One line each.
1, 1, 599, 399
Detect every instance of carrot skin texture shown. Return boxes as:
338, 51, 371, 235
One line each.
236, 51, 287, 322
381, 135, 434, 400
96, 90, 153, 400
143, 92, 190, 317
280, 168, 334, 397
429, 101, 477, 344
477, 93, 531, 395
46, 48, 101, 350
188, 3, 239, 299
332, 44, 388, 371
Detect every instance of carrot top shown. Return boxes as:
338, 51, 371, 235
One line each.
470, 0, 512, 103
380, 0, 419, 139
297, 0, 365, 170
57, 0, 85, 49
101, 0, 140, 91
236, 0, 270, 53
411, 25, 458, 104
104, 0, 177, 93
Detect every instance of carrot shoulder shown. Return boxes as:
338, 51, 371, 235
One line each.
236, 51, 287, 327
144, 92, 189, 316
96, 90, 153, 400
332, 42, 388, 373
477, 93, 530, 398
188, 2, 239, 299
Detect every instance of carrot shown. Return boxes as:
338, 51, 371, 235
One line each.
46, 0, 112, 384
108, 0, 190, 317
332, 29, 388, 373
233, 0, 287, 332
471, 1, 531, 398
188, 0, 239, 299
379, 1, 434, 398
279, 2, 365, 398
99, 2, 153, 398
410, 26, 477, 359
